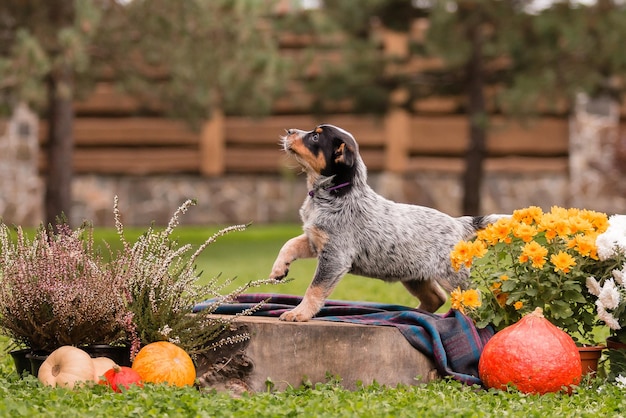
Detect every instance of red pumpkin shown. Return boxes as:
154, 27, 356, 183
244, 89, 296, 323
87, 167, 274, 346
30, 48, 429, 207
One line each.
100, 365, 143, 392
132, 341, 196, 387
479, 307, 582, 394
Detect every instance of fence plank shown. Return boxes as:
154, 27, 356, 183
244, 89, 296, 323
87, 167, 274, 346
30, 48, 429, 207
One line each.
40, 148, 199, 175
39, 118, 199, 146
488, 117, 568, 155
226, 115, 385, 147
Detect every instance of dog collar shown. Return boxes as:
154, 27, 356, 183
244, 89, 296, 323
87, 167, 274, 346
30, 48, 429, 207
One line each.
308, 182, 351, 197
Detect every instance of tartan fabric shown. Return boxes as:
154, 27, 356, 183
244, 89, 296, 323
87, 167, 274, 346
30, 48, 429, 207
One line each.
193, 293, 493, 385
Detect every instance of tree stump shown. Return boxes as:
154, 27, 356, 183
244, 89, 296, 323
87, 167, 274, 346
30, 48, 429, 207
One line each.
195, 315, 438, 394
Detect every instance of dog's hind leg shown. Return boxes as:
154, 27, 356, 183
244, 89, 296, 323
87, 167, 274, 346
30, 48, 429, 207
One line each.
402, 280, 447, 313
269, 234, 315, 280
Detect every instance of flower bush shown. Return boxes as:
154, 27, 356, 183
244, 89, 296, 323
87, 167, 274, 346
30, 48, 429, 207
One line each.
110, 197, 275, 359
0, 222, 129, 352
586, 215, 626, 341
450, 206, 614, 344
0, 197, 276, 361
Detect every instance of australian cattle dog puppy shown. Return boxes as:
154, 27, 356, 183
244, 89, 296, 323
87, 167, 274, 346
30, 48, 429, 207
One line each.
270, 124, 503, 322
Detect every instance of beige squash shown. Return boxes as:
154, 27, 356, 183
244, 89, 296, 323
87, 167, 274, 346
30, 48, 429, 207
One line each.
38, 346, 96, 389
92, 357, 117, 382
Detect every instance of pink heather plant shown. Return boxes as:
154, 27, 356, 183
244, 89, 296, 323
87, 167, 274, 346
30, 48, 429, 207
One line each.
111, 197, 275, 359
0, 222, 129, 352
0, 198, 275, 359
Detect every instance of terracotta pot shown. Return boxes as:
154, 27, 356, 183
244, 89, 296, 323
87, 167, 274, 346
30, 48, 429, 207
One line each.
578, 345, 605, 376
607, 336, 626, 350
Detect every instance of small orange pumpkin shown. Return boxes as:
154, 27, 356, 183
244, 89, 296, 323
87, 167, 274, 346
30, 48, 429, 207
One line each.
479, 307, 582, 394
131, 341, 196, 387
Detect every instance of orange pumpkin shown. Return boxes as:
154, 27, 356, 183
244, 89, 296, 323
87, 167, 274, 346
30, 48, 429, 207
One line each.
131, 341, 196, 387
479, 307, 582, 394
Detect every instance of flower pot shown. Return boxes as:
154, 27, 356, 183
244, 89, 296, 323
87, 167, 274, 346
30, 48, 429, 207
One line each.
607, 336, 626, 350
578, 345, 605, 376
26, 351, 49, 377
81, 344, 132, 367
9, 349, 32, 376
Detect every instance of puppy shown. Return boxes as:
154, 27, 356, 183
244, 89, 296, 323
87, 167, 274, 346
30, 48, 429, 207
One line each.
269, 124, 502, 322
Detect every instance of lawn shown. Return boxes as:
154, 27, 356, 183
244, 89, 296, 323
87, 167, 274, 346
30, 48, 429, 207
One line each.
94, 223, 426, 308
1, 224, 625, 416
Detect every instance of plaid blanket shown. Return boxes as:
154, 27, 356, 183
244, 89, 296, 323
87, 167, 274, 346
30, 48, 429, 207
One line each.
193, 293, 493, 386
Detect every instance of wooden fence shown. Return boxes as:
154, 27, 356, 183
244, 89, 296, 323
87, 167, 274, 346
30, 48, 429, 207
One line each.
34, 82, 573, 178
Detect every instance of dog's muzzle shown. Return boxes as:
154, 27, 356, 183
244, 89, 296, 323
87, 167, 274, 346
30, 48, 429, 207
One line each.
282, 129, 303, 152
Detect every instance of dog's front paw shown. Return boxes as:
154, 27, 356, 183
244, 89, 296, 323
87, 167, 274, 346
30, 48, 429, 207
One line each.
279, 308, 313, 322
269, 262, 290, 281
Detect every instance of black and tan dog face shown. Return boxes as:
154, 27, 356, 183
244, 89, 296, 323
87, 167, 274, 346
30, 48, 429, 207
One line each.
282, 124, 359, 177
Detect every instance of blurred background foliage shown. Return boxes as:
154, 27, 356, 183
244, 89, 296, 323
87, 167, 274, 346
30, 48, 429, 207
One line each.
2, 0, 626, 222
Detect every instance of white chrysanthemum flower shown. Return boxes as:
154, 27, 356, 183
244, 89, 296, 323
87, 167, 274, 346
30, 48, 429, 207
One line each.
616, 374, 626, 389
613, 266, 626, 287
599, 278, 621, 310
597, 215, 626, 260
596, 303, 622, 330
586, 276, 601, 297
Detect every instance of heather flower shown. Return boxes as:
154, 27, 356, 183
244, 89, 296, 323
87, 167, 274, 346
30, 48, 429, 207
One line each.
111, 196, 276, 359
0, 222, 129, 351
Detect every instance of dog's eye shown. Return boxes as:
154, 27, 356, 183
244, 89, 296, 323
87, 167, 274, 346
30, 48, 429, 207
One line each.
311, 133, 319, 142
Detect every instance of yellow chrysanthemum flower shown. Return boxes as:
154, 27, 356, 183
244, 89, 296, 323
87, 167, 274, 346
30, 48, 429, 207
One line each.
519, 241, 548, 268
496, 292, 508, 307
537, 212, 559, 240
512, 206, 543, 225
462, 289, 481, 308
580, 209, 609, 233
450, 240, 474, 271
490, 217, 514, 243
568, 216, 593, 235
514, 301, 524, 310
550, 251, 576, 273
450, 287, 465, 313
567, 234, 597, 258
513, 223, 538, 243
471, 240, 488, 259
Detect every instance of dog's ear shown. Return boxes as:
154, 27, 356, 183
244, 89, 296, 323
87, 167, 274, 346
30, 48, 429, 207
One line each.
334, 139, 357, 167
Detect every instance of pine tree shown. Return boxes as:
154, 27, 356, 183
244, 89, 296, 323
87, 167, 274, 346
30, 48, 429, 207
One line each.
0, 0, 287, 225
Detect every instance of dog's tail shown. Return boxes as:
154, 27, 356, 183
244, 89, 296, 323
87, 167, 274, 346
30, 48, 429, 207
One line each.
458, 214, 510, 240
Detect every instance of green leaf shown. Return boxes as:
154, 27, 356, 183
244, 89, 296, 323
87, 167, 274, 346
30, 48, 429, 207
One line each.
549, 300, 574, 319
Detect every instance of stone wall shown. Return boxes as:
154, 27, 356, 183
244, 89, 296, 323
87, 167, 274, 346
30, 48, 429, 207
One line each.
67, 169, 572, 227
0, 104, 43, 225
2, 102, 624, 228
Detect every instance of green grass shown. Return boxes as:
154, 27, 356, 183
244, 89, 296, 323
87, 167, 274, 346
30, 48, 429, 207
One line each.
94, 223, 426, 308
0, 359, 624, 417
1, 224, 622, 416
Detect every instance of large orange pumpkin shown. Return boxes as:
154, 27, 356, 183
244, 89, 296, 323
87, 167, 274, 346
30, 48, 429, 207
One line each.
479, 308, 582, 394
131, 342, 196, 387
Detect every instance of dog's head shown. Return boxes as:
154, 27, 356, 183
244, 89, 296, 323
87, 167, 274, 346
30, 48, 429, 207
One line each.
281, 124, 359, 180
